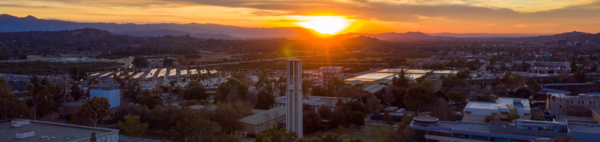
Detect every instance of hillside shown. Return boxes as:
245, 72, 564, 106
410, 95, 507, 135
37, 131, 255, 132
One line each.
0, 14, 314, 39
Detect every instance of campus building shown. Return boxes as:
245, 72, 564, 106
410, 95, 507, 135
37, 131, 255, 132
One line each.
286, 59, 303, 137
0, 119, 119, 142
274, 96, 351, 112
237, 106, 286, 136
546, 92, 600, 116
543, 81, 600, 96
462, 97, 531, 122
320, 66, 342, 86
90, 85, 120, 108
409, 117, 600, 142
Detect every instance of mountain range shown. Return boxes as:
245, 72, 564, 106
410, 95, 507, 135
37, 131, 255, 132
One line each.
1, 14, 599, 42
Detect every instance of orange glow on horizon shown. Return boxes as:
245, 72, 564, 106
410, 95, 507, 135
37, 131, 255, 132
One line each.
293, 16, 355, 36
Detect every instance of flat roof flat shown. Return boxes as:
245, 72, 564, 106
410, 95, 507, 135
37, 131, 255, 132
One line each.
464, 97, 531, 116
555, 116, 598, 123
0, 120, 117, 142
545, 83, 594, 86
239, 106, 286, 125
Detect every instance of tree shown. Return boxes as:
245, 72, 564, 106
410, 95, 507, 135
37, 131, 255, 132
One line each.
383, 112, 394, 126
404, 86, 435, 115
514, 87, 532, 98
163, 56, 174, 67
352, 111, 365, 129
71, 84, 84, 101
115, 71, 142, 103
69, 96, 111, 127
431, 98, 455, 121
118, 113, 149, 141
90, 131, 97, 142
88, 78, 101, 86
169, 107, 221, 142
255, 126, 299, 142
506, 104, 520, 121
526, 79, 542, 92
213, 101, 247, 132
25, 83, 54, 120
485, 114, 497, 123
303, 110, 322, 133
384, 115, 414, 142
132, 56, 149, 68
215, 79, 248, 102
183, 81, 208, 101
366, 96, 383, 126
69, 67, 88, 81
176, 55, 186, 66
256, 90, 275, 110
392, 69, 409, 87
0, 78, 34, 120
299, 126, 355, 142
138, 89, 163, 109
447, 91, 466, 104
456, 70, 471, 80
574, 71, 586, 83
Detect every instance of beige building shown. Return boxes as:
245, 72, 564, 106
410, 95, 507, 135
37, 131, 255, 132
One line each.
237, 106, 286, 135
546, 92, 600, 116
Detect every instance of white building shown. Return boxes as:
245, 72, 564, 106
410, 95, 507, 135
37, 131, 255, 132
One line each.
546, 92, 600, 116
462, 97, 531, 122
90, 85, 120, 108
286, 59, 303, 137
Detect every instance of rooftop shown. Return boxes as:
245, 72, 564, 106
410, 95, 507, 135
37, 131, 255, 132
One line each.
320, 66, 342, 70
239, 106, 286, 125
89, 85, 119, 90
189, 105, 217, 111
555, 115, 598, 123
464, 97, 531, 115
364, 84, 386, 93
545, 82, 596, 86
0, 120, 118, 142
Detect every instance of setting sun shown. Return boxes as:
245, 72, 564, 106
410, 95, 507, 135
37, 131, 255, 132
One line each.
293, 16, 354, 35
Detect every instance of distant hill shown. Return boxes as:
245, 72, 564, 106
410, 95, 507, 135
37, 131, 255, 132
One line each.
333, 32, 443, 41
492, 31, 600, 43
115, 30, 234, 39
0, 14, 314, 39
428, 33, 544, 38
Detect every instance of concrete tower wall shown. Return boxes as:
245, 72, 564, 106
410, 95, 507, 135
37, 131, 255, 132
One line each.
286, 59, 303, 137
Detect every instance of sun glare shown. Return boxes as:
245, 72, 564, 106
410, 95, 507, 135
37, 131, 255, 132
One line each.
293, 16, 354, 35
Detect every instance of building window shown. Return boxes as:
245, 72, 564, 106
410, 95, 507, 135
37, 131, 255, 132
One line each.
465, 111, 471, 114
524, 113, 530, 116
490, 137, 508, 142
453, 133, 470, 139
471, 135, 489, 141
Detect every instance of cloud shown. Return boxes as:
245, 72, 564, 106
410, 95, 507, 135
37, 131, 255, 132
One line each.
8, 0, 600, 33
0, 4, 52, 8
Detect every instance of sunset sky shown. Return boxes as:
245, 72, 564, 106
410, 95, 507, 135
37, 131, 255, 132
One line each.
2, 0, 600, 34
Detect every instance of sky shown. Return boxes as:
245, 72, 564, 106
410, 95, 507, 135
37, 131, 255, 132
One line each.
1, 0, 600, 34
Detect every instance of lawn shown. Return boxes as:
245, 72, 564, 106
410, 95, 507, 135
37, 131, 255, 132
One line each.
339, 125, 395, 142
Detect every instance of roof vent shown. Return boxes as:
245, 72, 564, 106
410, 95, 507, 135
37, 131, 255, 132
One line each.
16, 131, 35, 139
